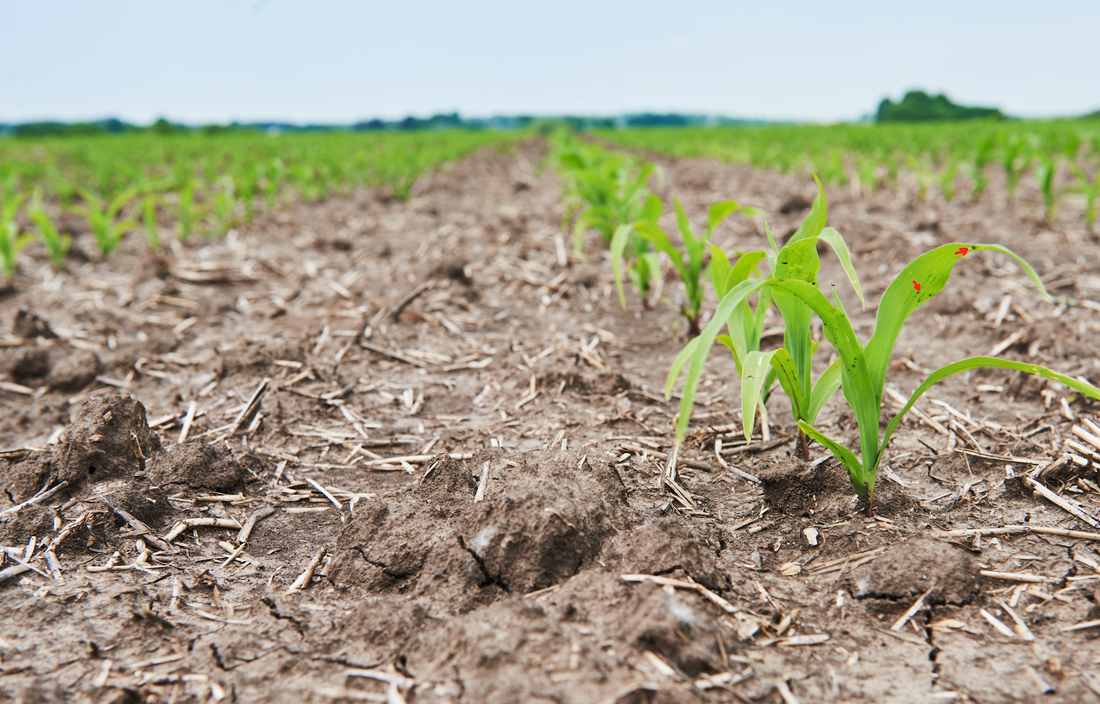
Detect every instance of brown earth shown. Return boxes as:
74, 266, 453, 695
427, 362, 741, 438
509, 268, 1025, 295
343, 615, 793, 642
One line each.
1, 139, 1100, 703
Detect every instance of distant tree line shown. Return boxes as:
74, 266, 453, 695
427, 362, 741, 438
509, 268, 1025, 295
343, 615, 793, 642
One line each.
876, 91, 1005, 122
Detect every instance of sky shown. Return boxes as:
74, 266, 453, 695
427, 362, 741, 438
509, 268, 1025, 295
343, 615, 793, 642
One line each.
2, 0, 1098, 125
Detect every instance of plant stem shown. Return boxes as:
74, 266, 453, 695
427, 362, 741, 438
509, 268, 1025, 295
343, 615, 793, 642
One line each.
798, 431, 810, 462
688, 316, 701, 337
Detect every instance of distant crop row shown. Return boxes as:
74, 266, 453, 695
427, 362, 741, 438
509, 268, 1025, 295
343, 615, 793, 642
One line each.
599, 120, 1100, 228
0, 130, 514, 281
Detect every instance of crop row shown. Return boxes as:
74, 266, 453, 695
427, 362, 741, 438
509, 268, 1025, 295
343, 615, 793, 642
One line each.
554, 132, 1100, 513
599, 120, 1100, 227
0, 130, 514, 281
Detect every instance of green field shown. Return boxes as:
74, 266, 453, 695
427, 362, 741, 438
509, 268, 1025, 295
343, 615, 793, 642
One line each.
599, 120, 1100, 222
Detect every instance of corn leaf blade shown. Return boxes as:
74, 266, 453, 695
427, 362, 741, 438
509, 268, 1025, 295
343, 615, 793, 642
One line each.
864, 243, 1050, 404
675, 278, 767, 444
880, 357, 1100, 465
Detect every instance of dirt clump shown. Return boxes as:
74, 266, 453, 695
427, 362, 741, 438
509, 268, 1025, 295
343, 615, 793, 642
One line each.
539, 369, 631, 396
145, 442, 249, 492
44, 347, 101, 392
3, 347, 50, 380
849, 538, 981, 604
330, 450, 633, 610
601, 518, 726, 591
12, 309, 57, 339
760, 458, 856, 517
3, 395, 160, 501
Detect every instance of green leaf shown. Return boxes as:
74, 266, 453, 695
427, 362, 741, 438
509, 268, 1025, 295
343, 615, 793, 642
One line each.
786, 175, 827, 245
673, 197, 696, 250
640, 194, 663, 222
863, 243, 1049, 406
798, 420, 871, 499
610, 224, 634, 309
706, 200, 743, 239
714, 334, 742, 373
742, 349, 805, 442
675, 278, 768, 444
710, 244, 733, 300
764, 217, 779, 256
727, 250, 769, 289
633, 221, 685, 279
807, 357, 843, 425
816, 227, 865, 308
666, 336, 702, 398
772, 238, 821, 403
880, 357, 1100, 466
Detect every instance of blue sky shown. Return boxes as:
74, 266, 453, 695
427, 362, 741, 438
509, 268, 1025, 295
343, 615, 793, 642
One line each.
3, 0, 1098, 124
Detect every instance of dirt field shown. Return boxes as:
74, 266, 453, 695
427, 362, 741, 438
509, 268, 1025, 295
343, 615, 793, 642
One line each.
2, 139, 1100, 703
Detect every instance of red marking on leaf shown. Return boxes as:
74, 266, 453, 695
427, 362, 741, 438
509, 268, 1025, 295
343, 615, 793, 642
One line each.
913, 281, 921, 292
956, 247, 969, 256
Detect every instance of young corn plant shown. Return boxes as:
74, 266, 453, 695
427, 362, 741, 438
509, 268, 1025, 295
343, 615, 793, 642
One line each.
939, 160, 960, 202
677, 243, 1100, 515
0, 193, 31, 283
1000, 132, 1033, 202
1034, 154, 1060, 223
210, 177, 239, 238
614, 196, 761, 335
28, 191, 70, 268
558, 141, 662, 307
174, 179, 208, 241
142, 194, 161, 250
608, 194, 664, 311
965, 134, 996, 200
667, 178, 864, 460
71, 187, 140, 256
1069, 162, 1100, 231
561, 150, 658, 250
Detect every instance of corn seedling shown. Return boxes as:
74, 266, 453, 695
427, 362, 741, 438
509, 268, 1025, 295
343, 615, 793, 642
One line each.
675, 241, 1100, 515
71, 187, 140, 256
939, 160, 960, 202
263, 159, 284, 213
1034, 154, 1060, 223
608, 194, 664, 311
29, 190, 70, 268
906, 154, 935, 201
668, 178, 864, 460
142, 194, 161, 250
556, 138, 662, 307
0, 193, 31, 282
210, 177, 239, 238
1069, 162, 1100, 231
1000, 132, 1034, 201
615, 196, 761, 334
174, 179, 208, 241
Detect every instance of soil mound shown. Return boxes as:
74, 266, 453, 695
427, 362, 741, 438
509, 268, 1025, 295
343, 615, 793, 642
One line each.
329, 451, 634, 611
760, 458, 919, 518
3, 395, 161, 501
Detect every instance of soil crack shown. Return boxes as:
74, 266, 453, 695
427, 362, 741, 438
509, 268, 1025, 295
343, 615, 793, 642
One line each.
457, 534, 510, 592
